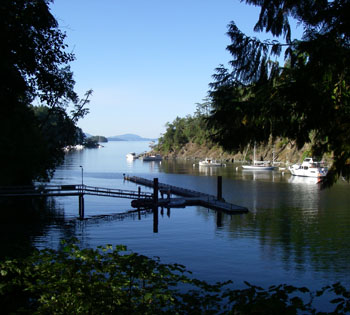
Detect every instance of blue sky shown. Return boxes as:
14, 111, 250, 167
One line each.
51, 0, 296, 138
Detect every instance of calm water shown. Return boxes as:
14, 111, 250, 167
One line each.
33, 141, 350, 290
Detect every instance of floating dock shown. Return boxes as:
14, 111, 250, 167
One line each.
124, 176, 248, 214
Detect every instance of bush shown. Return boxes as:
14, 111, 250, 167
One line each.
0, 240, 349, 314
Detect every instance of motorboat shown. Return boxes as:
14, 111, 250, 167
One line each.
289, 158, 328, 178
126, 152, 137, 160
142, 154, 162, 161
198, 158, 225, 166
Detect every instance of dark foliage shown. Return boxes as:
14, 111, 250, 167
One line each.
0, 241, 349, 314
207, 0, 350, 187
0, 0, 90, 185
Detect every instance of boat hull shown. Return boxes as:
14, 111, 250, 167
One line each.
126, 153, 137, 160
289, 167, 327, 178
142, 154, 162, 161
242, 165, 275, 171
198, 158, 224, 166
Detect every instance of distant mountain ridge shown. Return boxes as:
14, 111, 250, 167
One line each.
107, 134, 156, 141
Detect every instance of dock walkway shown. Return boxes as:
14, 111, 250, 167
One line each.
0, 184, 153, 200
125, 176, 248, 214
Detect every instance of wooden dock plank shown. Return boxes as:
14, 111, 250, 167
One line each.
125, 176, 248, 214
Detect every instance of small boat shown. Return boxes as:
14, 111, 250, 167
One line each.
199, 158, 224, 166
242, 163, 276, 170
126, 152, 137, 160
289, 158, 328, 178
142, 154, 162, 161
242, 144, 276, 170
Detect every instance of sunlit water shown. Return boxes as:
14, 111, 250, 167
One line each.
33, 141, 350, 291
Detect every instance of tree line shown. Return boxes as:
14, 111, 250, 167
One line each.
207, 0, 350, 187
157, 99, 216, 154
159, 0, 350, 188
0, 0, 91, 186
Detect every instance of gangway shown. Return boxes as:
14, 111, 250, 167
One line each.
0, 184, 153, 219
0, 184, 153, 200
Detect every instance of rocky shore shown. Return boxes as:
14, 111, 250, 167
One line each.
154, 140, 332, 166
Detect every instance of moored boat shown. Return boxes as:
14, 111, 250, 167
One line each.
242, 163, 276, 170
199, 158, 225, 166
289, 158, 328, 178
126, 152, 137, 160
142, 154, 162, 161
242, 144, 276, 170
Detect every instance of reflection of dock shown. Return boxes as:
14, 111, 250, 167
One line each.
124, 176, 248, 214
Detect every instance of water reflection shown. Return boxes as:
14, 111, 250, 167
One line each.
0, 198, 66, 259
198, 165, 224, 176
16, 142, 350, 289
197, 203, 350, 285
241, 169, 279, 182
288, 176, 320, 185
142, 160, 162, 172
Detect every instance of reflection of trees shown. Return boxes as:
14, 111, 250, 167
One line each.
194, 203, 350, 276
154, 160, 349, 278
0, 198, 67, 259
158, 160, 198, 175
158, 160, 233, 178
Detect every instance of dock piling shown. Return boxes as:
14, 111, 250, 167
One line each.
217, 176, 222, 201
153, 178, 158, 204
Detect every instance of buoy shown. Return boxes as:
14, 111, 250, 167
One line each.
236, 167, 239, 171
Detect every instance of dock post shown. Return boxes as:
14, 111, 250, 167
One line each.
137, 186, 141, 215
217, 176, 222, 200
153, 178, 159, 232
153, 178, 158, 204
167, 188, 171, 200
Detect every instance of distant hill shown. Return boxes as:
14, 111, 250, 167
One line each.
108, 134, 156, 141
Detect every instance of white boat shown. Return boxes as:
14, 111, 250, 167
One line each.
289, 158, 328, 178
142, 154, 162, 161
126, 152, 137, 160
242, 144, 276, 170
198, 158, 224, 166
242, 163, 276, 170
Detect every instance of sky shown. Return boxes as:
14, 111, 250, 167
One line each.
50, 0, 291, 139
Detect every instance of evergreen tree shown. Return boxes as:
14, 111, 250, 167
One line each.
208, 0, 350, 186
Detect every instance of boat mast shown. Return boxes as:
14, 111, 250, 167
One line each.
253, 142, 256, 164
